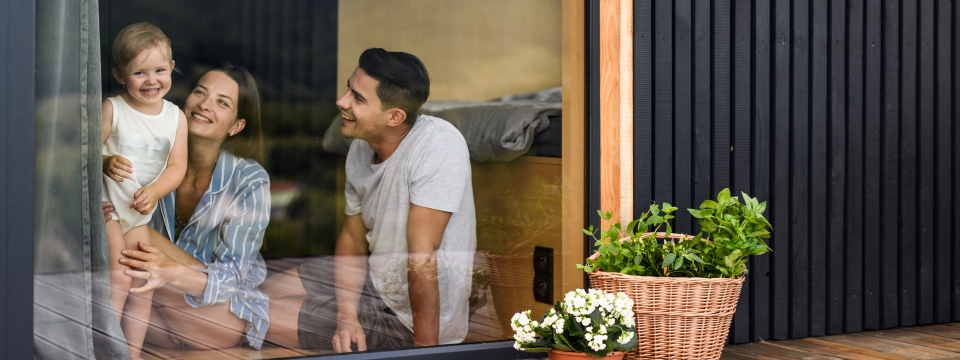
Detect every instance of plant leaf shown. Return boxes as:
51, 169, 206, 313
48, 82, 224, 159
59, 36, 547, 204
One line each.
662, 253, 676, 268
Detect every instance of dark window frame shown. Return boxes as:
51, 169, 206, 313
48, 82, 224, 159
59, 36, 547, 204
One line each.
2, 0, 36, 359
4, 0, 598, 358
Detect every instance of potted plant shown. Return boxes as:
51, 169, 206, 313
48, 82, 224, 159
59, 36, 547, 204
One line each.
511, 288, 639, 359
577, 188, 772, 360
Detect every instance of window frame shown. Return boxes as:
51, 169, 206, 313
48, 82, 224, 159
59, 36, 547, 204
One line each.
2, 0, 36, 358
6, 0, 598, 358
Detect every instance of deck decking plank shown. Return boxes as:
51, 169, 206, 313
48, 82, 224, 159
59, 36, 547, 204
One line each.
719, 341, 841, 359
761, 337, 906, 360
906, 324, 960, 340
816, 332, 960, 359
860, 328, 960, 353
719, 348, 767, 360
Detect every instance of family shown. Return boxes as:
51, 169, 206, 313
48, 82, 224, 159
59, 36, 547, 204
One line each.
100, 22, 476, 359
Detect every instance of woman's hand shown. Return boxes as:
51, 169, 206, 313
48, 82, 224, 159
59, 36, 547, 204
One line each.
101, 201, 115, 223
132, 185, 158, 215
103, 155, 132, 182
120, 241, 178, 293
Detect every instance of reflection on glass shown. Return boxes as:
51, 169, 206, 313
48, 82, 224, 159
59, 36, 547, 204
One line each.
35, 0, 562, 358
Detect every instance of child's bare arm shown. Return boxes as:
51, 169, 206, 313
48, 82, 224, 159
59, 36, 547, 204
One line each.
102, 99, 133, 182
131, 110, 188, 214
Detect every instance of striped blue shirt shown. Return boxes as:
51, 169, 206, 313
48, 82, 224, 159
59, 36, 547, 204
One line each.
149, 150, 271, 349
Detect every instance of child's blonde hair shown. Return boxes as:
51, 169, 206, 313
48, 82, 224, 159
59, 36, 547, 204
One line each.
111, 21, 173, 72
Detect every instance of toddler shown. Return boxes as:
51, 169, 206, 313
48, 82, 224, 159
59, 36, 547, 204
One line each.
101, 22, 187, 359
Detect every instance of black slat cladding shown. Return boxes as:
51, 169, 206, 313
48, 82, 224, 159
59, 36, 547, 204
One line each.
808, 0, 828, 337
827, 0, 848, 336
900, 0, 919, 328
934, 0, 953, 324
619, 0, 960, 343
731, 0, 752, 344
918, 0, 936, 326
863, 0, 882, 331
751, 0, 772, 342
880, 0, 901, 330
790, 0, 810, 339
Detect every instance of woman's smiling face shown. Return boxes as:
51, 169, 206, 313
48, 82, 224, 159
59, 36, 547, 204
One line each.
184, 70, 246, 143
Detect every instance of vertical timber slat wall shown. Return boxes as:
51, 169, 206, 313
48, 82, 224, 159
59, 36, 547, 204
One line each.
628, 0, 960, 343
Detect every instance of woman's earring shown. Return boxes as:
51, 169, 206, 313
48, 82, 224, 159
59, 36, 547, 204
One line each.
121, 83, 126, 89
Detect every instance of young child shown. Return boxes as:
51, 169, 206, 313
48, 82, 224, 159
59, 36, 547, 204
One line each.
101, 22, 187, 359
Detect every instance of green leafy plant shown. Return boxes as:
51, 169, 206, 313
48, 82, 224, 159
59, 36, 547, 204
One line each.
687, 188, 772, 277
577, 188, 773, 278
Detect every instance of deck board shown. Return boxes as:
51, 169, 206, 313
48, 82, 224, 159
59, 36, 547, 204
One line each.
722, 324, 960, 359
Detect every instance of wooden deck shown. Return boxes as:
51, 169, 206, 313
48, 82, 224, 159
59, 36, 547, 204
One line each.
721, 323, 960, 359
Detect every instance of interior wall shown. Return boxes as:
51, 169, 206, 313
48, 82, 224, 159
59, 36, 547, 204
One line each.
338, 0, 561, 101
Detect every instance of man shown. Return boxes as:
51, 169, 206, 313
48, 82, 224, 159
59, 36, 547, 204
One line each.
263, 48, 476, 352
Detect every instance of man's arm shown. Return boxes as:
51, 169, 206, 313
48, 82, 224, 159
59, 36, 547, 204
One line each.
333, 214, 370, 353
406, 204, 451, 347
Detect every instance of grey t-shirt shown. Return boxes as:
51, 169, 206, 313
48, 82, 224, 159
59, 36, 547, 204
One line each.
344, 114, 477, 345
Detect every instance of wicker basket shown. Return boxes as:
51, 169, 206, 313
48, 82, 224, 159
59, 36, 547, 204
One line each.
485, 253, 553, 337
587, 233, 744, 360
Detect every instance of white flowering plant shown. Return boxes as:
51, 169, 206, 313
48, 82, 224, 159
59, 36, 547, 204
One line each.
511, 288, 638, 358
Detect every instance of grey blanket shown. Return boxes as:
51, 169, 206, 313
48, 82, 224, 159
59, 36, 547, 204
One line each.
322, 99, 561, 162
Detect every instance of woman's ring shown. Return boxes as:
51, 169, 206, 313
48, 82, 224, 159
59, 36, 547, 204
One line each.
147, 272, 152, 279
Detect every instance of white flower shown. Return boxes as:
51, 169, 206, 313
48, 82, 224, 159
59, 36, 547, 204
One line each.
513, 289, 637, 354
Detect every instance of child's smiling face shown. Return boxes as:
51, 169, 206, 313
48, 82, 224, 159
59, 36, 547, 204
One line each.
115, 45, 174, 113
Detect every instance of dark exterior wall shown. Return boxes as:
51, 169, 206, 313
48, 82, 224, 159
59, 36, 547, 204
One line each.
629, 0, 959, 344
1, 0, 35, 358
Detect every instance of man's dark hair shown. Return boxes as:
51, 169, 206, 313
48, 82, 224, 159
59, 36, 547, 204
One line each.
358, 48, 430, 125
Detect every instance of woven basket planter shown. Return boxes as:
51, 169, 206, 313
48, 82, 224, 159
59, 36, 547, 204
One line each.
587, 233, 745, 360
485, 253, 553, 337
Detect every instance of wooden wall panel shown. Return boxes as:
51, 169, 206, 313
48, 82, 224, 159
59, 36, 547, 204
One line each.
900, 0, 919, 328
653, 0, 672, 206
751, 0, 772, 342
771, 0, 791, 340
954, 0, 960, 323
845, 0, 865, 334
934, 0, 953, 324
790, 0, 810, 339
634, 0, 652, 216
918, 0, 936, 326
673, 0, 693, 233
863, 0, 882, 331
881, 0, 901, 331
808, 0, 828, 337
827, 0, 847, 336
614, 0, 960, 344
731, 0, 752, 344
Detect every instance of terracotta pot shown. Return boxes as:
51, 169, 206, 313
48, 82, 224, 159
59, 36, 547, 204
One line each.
547, 349, 625, 360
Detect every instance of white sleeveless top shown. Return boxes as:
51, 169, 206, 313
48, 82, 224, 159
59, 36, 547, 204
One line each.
102, 96, 180, 233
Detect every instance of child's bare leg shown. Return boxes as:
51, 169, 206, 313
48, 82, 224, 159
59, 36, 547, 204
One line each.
106, 219, 132, 325
121, 225, 154, 360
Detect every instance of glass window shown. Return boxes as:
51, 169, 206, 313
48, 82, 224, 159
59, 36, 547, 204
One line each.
36, 0, 569, 358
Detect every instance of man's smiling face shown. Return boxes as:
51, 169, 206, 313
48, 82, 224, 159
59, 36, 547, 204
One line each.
335, 67, 388, 142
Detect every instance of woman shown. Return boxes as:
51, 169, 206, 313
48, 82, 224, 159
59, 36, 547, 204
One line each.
110, 64, 271, 350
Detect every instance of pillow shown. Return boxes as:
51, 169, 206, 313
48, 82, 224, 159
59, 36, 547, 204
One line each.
321, 100, 561, 162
